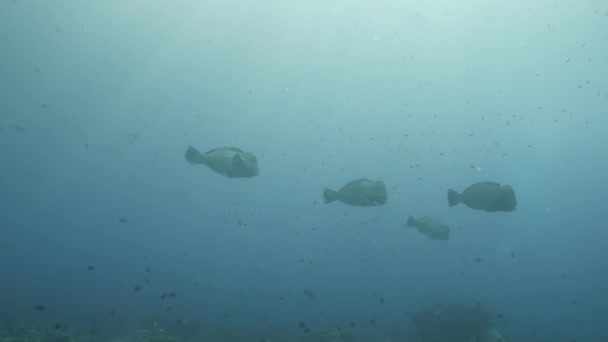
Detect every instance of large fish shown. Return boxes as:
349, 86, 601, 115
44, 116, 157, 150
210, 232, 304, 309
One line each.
407, 216, 450, 240
323, 178, 387, 207
448, 181, 516, 212
185, 146, 259, 178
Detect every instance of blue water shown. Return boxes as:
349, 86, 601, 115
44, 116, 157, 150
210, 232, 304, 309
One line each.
1, 1, 607, 341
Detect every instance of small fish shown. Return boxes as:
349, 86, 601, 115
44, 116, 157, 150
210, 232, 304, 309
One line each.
35, 305, 46, 311
86, 265, 95, 271
118, 217, 128, 223
174, 319, 189, 325
160, 291, 176, 300
303, 288, 316, 299
133, 284, 143, 292
10, 125, 25, 132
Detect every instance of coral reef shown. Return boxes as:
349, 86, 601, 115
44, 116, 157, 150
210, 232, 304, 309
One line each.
0, 315, 510, 342
410, 304, 509, 342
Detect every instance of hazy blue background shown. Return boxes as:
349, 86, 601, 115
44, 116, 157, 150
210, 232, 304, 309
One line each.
1, 0, 607, 340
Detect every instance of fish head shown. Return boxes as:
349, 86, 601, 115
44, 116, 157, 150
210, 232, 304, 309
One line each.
231, 152, 260, 177
498, 186, 517, 211
368, 181, 388, 205
243, 153, 260, 176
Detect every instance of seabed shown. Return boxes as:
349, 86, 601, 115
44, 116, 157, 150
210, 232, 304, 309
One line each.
0, 305, 511, 341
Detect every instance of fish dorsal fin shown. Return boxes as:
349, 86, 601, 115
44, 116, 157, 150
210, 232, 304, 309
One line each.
465, 181, 501, 192
224, 147, 245, 153
205, 147, 245, 155
478, 181, 501, 187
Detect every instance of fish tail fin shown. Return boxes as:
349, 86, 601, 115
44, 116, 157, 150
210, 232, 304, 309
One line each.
323, 188, 338, 204
406, 216, 417, 227
185, 146, 206, 165
447, 189, 462, 207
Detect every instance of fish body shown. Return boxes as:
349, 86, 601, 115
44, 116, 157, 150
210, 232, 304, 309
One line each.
185, 146, 259, 178
303, 288, 316, 299
407, 216, 450, 240
448, 181, 516, 212
323, 178, 387, 207
482, 326, 509, 342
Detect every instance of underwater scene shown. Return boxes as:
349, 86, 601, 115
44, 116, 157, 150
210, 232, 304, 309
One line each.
1, 0, 607, 341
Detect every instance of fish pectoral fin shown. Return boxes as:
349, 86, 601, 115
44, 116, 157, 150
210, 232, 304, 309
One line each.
406, 216, 417, 227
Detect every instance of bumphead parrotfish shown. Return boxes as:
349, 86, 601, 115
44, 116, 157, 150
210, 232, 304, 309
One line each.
185, 146, 259, 178
323, 178, 387, 207
407, 216, 450, 240
448, 181, 516, 212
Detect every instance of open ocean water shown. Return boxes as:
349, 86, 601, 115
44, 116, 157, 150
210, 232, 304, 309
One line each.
1, 1, 607, 341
